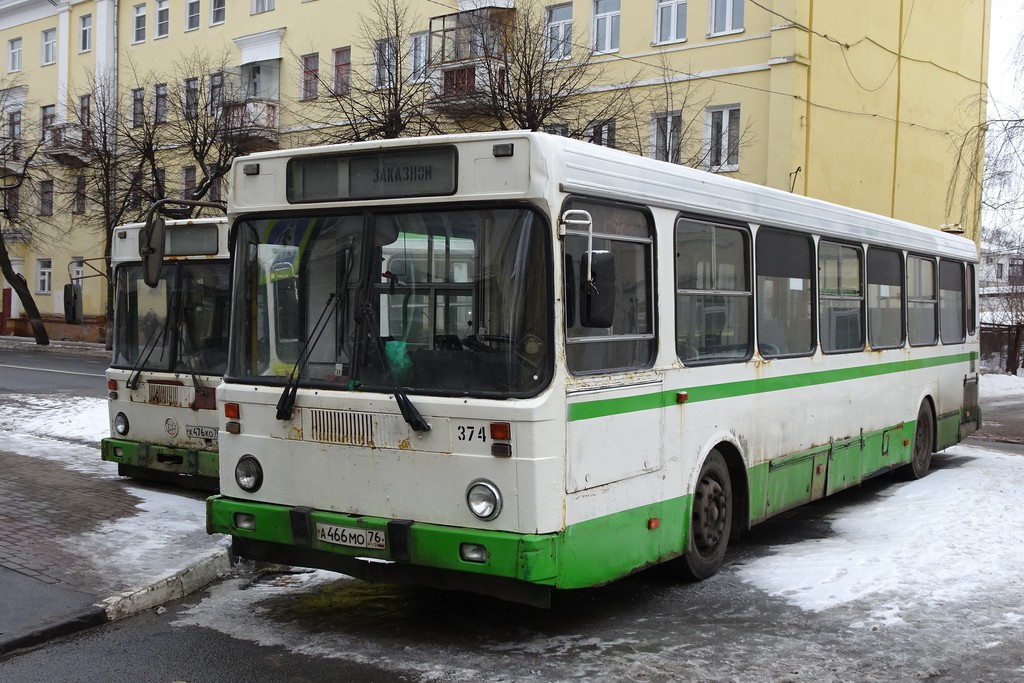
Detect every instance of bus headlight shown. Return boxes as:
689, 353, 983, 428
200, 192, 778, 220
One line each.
466, 479, 502, 521
113, 412, 129, 436
234, 455, 264, 493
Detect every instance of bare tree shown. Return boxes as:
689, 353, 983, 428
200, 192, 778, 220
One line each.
0, 82, 50, 344
980, 229, 1024, 373
299, 0, 447, 143
431, 0, 638, 137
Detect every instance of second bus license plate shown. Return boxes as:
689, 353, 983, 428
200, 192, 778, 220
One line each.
315, 523, 387, 550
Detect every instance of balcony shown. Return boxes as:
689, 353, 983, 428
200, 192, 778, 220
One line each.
223, 98, 279, 152
1, 138, 25, 177
428, 6, 512, 115
43, 123, 93, 167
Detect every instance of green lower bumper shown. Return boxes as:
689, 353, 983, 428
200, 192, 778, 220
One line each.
101, 438, 219, 479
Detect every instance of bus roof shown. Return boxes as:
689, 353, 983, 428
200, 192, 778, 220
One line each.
228, 131, 978, 263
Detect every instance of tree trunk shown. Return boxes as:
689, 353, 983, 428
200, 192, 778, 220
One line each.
1007, 324, 1022, 375
0, 235, 49, 345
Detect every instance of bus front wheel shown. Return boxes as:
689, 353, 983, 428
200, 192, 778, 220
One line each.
900, 401, 934, 481
678, 449, 732, 580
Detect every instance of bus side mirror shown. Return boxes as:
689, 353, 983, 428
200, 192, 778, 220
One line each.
141, 214, 167, 288
580, 251, 615, 328
63, 283, 82, 324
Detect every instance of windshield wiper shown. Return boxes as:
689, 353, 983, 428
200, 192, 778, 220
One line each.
276, 293, 340, 420
360, 302, 430, 433
126, 289, 177, 390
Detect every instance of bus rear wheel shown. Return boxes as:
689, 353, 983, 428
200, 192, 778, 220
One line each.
678, 449, 732, 580
900, 402, 934, 481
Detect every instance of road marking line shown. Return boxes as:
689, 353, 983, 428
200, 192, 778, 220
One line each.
0, 363, 105, 378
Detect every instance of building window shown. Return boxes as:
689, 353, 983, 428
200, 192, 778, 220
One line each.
652, 111, 681, 162
590, 119, 616, 147
546, 4, 573, 60
593, 0, 620, 53
7, 186, 19, 218
132, 88, 145, 128
186, 0, 201, 31
71, 257, 85, 284
184, 77, 199, 119
544, 123, 569, 136
38, 181, 54, 216
252, 0, 275, 14
79, 95, 92, 144
72, 176, 87, 214
37, 258, 52, 294
301, 53, 319, 100
8, 38, 22, 72
209, 73, 223, 115
156, 0, 169, 37
409, 32, 429, 81
211, 0, 226, 24
41, 29, 57, 65
80, 14, 93, 52
333, 47, 351, 95
373, 38, 398, 89
706, 105, 739, 171
40, 105, 55, 140
133, 5, 147, 43
710, 0, 743, 34
155, 83, 168, 122
7, 110, 21, 139
656, 0, 686, 43
182, 166, 197, 199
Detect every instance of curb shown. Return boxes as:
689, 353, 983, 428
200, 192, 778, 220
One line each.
0, 547, 230, 657
98, 547, 232, 621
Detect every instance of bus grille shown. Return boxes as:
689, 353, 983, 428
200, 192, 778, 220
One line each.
307, 409, 377, 446
147, 383, 193, 407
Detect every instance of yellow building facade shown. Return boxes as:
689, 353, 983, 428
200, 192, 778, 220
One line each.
0, 0, 990, 340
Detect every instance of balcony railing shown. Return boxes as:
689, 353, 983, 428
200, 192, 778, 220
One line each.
223, 98, 279, 151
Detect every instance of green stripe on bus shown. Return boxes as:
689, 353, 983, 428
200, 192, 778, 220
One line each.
567, 351, 978, 422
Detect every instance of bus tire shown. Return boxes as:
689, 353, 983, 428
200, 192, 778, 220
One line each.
899, 401, 934, 481
678, 449, 732, 580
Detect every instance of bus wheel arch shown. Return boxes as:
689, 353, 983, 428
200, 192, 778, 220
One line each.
899, 397, 935, 481
677, 443, 745, 580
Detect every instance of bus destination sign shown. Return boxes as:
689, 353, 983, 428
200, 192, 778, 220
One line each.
287, 147, 457, 203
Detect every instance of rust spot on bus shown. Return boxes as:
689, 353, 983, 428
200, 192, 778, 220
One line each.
290, 426, 303, 440
397, 438, 411, 450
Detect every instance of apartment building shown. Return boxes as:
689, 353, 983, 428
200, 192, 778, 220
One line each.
0, 0, 990, 340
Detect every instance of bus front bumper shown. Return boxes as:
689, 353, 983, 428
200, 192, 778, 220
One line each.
206, 495, 560, 604
101, 438, 218, 479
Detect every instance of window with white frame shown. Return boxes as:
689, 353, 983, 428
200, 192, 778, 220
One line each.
8, 109, 21, 139
709, 0, 743, 34
40, 104, 55, 140
590, 119, 616, 147
133, 5, 147, 43
186, 0, 200, 31
211, 0, 225, 24
8, 38, 22, 72
37, 258, 52, 293
656, 0, 686, 43
409, 32, 429, 81
72, 256, 85, 283
301, 54, 319, 99
333, 47, 351, 95
251, 0, 275, 14
593, 0, 620, 52
373, 38, 398, 89
154, 83, 168, 122
132, 88, 145, 128
156, 0, 169, 37
39, 180, 54, 216
652, 111, 681, 163
80, 15, 93, 52
546, 4, 573, 60
706, 105, 739, 171
41, 29, 57, 64
209, 73, 223, 114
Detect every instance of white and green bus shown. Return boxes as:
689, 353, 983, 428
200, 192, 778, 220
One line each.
207, 132, 979, 606
103, 217, 231, 490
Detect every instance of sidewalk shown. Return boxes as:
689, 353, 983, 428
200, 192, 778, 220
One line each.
0, 337, 232, 657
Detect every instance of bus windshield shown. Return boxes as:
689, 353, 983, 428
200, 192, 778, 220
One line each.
229, 207, 551, 398
112, 262, 232, 376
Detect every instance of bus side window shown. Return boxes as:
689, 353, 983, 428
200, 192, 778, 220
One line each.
907, 256, 937, 346
866, 247, 905, 349
756, 228, 815, 358
818, 241, 864, 354
580, 250, 615, 328
939, 259, 965, 344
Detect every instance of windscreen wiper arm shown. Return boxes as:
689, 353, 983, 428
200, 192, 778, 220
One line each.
126, 291, 177, 389
276, 293, 339, 420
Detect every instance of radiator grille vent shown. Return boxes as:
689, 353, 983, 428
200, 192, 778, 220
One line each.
147, 383, 192, 406
308, 409, 376, 446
